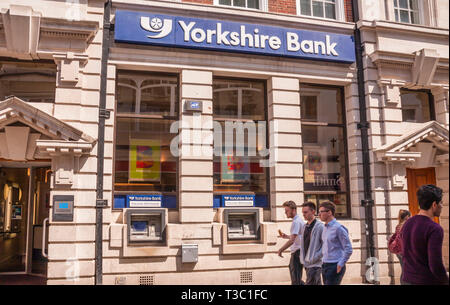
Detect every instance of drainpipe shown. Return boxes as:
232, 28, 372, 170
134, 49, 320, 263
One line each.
95, 0, 112, 285
351, 0, 377, 284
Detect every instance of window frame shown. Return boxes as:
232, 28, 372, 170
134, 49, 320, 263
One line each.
393, 0, 422, 25
212, 76, 270, 206
300, 83, 351, 219
112, 70, 180, 210
400, 88, 435, 123
387, 0, 429, 26
296, 0, 346, 22
214, 0, 268, 12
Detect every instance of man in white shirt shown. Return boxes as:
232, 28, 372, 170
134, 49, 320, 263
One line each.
278, 200, 305, 285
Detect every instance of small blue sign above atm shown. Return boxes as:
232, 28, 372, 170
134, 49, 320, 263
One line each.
127, 195, 162, 208
222, 195, 255, 207
114, 10, 356, 63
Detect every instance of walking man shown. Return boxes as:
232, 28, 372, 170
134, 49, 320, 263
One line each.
319, 201, 352, 285
278, 200, 305, 285
300, 202, 324, 285
401, 184, 449, 285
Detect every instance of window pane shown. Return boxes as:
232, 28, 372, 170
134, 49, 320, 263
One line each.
233, 0, 246, 7
394, 9, 400, 22
300, 84, 343, 124
219, 0, 232, 5
301, 95, 318, 121
140, 77, 178, 116
1, 80, 56, 103
409, 0, 419, 10
242, 88, 265, 119
247, 0, 260, 9
114, 118, 177, 192
324, 3, 336, 19
214, 88, 238, 118
394, 0, 398, 7
302, 126, 348, 216
400, 90, 431, 123
312, 1, 324, 17
399, 0, 408, 9
300, 0, 312, 15
213, 79, 265, 120
117, 79, 136, 113
302, 125, 319, 144
400, 9, 410, 23
213, 123, 268, 193
305, 193, 348, 217
213, 78, 268, 195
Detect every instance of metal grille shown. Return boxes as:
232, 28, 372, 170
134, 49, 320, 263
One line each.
139, 275, 155, 285
240, 271, 253, 284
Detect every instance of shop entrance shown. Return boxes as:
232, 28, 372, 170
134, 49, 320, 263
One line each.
406, 167, 439, 223
0, 166, 51, 284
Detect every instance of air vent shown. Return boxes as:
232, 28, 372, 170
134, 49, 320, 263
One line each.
240, 271, 253, 284
139, 275, 155, 285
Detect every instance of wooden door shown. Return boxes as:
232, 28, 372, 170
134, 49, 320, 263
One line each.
406, 167, 439, 223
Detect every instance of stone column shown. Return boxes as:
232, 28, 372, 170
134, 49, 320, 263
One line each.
179, 70, 214, 223
267, 77, 302, 222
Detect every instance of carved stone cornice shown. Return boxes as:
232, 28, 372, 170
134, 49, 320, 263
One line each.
0, 4, 98, 60
369, 50, 449, 71
0, 96, 96, 161
375, 121, 449, 163
39, 18, 98, 42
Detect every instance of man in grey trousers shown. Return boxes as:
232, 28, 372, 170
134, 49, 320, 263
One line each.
300, 202, 324, 285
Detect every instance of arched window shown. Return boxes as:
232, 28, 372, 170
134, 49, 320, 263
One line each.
117, 75, 178, 116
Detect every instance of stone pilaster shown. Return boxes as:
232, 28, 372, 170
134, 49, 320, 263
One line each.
268, 77, 302, 221
179, 69, 214, 223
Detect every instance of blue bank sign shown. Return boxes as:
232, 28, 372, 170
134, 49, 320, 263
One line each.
114, 10, 356, 63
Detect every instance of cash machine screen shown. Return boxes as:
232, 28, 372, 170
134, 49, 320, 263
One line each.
228, 214, 257, 239
131, 221, 148, 234
129, 215, 162, 242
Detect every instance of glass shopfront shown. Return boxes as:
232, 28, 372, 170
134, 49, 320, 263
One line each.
212, 77, 269, 207
300, 84, 350, 217
113, 71, 179, 209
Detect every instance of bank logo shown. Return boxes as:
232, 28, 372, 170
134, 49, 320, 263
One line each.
140, 16, 173, 39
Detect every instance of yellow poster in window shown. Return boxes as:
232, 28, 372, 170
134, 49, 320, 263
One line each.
129, 139, 161, 182
303, 146, 327, 183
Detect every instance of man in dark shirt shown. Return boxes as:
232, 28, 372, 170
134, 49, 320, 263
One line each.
300, 202, 324, 285
401, 184, 449, 285
303, 218, 315, 255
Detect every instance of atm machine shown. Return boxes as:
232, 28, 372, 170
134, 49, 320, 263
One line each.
124, 195, 166, 245
220, 195, 261, 241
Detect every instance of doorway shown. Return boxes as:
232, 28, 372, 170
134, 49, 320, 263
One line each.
406, 167, 439, 223
0, 166, 50, 283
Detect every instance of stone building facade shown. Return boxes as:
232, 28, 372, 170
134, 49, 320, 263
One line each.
0, 0, 447, 285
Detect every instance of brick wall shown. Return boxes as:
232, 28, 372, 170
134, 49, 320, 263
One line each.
268, 0, 297, 15
344, 0, 354, 22
182, 0, 214, 5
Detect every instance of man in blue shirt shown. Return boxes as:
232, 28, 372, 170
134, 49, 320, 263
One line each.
319, 201, 353, 285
